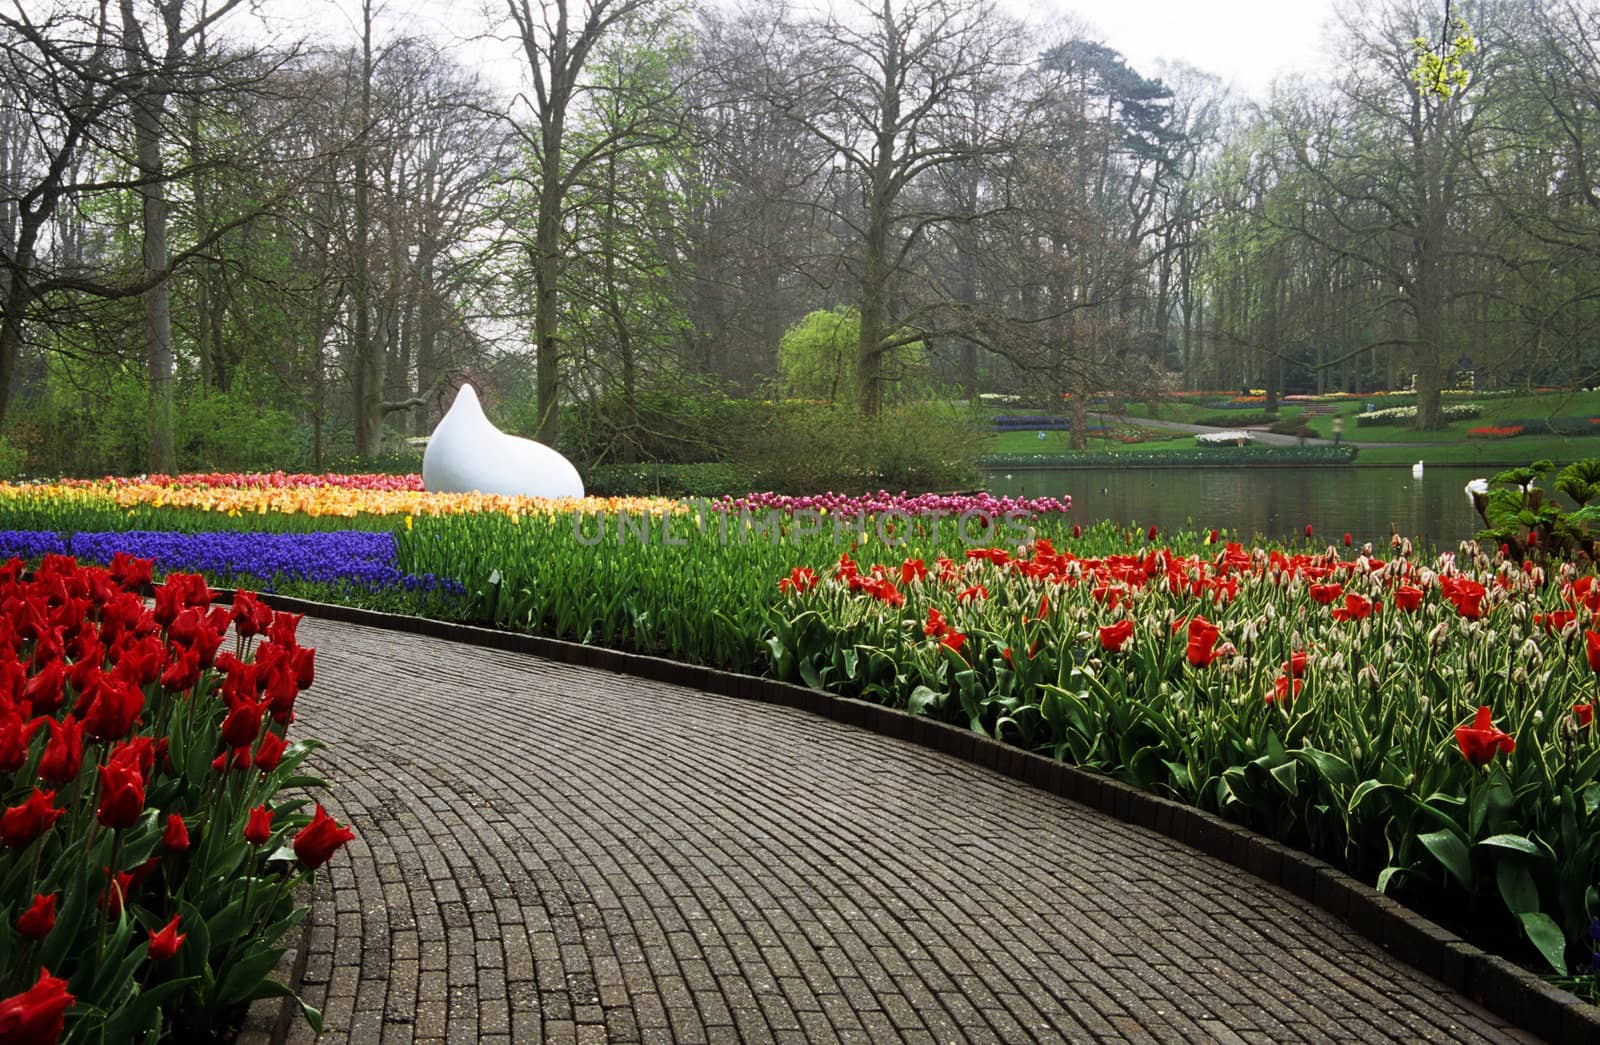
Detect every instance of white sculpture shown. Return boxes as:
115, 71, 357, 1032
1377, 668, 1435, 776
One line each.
422, 384, 584, 499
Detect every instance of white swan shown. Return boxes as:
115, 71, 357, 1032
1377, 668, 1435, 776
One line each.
1411, 461, 1424, 478
422, 384, 584, 499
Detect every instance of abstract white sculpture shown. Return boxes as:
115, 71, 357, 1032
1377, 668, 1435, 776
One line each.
422, 384, 584, 499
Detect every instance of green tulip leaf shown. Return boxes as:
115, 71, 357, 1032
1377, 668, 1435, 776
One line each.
1476, 834, 1541, 857
1419, 829, 1473, 890
1517, 912, 1568, 976
1497, 860, 1539, 915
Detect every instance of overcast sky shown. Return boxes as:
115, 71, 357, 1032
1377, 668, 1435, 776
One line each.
247, 0, 1343, 101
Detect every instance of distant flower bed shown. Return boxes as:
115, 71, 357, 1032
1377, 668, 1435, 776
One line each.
1355, 404, 1483, 426
1469, 425, 1526, 439
717, 491, 1071, 517
1195, 430, 1256, 446
0, 530, 462, 596
1476, 418, 1600, 437
64, 471, 425, 491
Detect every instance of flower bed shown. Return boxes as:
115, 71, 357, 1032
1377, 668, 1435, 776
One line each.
1355, 404, 1483, 426
1469, 425, 1526, 439
766, 537, 1600, 979
1194, 430, 1255, 446
0, 555, 352, 1041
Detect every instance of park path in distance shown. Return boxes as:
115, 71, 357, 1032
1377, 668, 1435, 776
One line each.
279, 615, 1539, 1044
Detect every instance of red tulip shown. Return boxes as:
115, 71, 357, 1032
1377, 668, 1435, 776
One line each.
1587, 630, 1600, 673
254, 731, 287, 772
293, 804, 355, 869
244, 805, 273, 846
1394, 585, 1424, 612
1331, 594, 1373, 622
2, 789, 62, 849
1309, 582, 1343, 605
0, 968, 74, 1045
1098, 620, 1134, 652
22, 662, 66, 716
1576, 704, 1594, 729
1455, 706, 1515, 767
79, 674, 143, 742
35, 717, 83, 785
220, 696, 266, 748
1342, 532, 1352, 547
1304, 524, 1313, 538
1284, 650, 1308, 677
0, 712, 41, 774
957, 585, 987, 603
1185, 616, 1221, 667
147, 914, 186, 961
14, 894, 56, 941
95, 759, 145, 830
1267, 675, 1303, 705
162, 814, 190, 853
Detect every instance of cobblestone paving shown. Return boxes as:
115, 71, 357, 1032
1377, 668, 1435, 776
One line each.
284, 615, 1540, 1044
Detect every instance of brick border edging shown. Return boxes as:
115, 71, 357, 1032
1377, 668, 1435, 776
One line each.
238, 591, 1600, 1045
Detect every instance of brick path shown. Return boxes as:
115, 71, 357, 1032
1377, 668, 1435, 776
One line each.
281, 615, 1540, 1044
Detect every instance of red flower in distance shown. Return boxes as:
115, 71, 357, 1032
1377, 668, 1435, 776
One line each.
0, 968, 74, 1045
1267, 675, 1303, 705
1098, 620, 1134, 652
899, 559, 928, 586
1304, 524, 1313, 539
1455, 706, 1516, 767
35, 717, 83, 785
776, 567, 818, 594
95, 759, 145, 830
1588, 630, 1600, 673
1394, 584, 1424, 612
147, 915, 186, 961
1576, 704, 1595, 729
244, 805, 274, 846
1185, 616, 1221, 667
2, 789, 62, 849
162, 814, 190, 853
14, 894, 56, 941
956, 585, 987, 603
1342, 532, 1352, 547
1534, 610, 1576, 634
1331, 594, 1374, 623
294, 804, 355, 869
1284, 650, 1308, 677
1309, 583, 1343, 605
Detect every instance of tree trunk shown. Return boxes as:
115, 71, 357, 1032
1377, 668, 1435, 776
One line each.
122, 0, 178, 475
352, 0, 382, 457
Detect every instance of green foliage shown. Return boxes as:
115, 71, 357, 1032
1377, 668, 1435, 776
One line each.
777, 308, 930, 404
1412, 16, 1476, 99
584, 462, 761, 497
744, 401, 986, 492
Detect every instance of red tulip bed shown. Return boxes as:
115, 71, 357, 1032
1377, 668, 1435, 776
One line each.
0, 553, 351, 1042
767, 536, 1600, 990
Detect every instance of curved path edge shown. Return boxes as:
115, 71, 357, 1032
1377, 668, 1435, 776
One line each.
234, 591, 1600, 1045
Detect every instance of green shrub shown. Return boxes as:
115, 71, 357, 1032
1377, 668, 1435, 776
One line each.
778, 308, 931, 404
743, 401, 987, 492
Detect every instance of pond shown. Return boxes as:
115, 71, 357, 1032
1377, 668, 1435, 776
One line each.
982, 465, 1511, 549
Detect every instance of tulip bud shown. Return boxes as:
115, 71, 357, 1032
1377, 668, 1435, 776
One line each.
1513, 667, 1528, 687
1533, 710, 1545, 726
1519, 638, 1541, 665
1329, 652, 1345, 672
1427, 621, 1450, 648
1418, 695, 1431, 715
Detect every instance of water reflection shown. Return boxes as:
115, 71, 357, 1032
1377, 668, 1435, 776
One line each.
983, 466, 1504, 548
